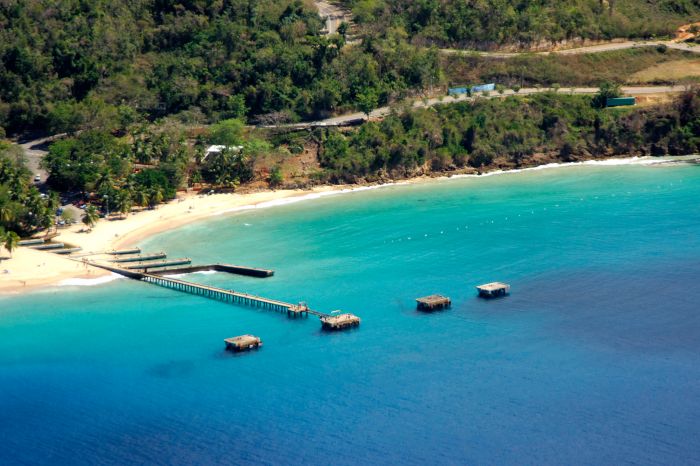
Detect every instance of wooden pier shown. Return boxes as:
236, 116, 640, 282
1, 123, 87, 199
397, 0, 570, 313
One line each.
30, 242, 64, 250
416, 294, 451, 311
476, 282, 510, 298
53, 247, 83, 255
110, 252, 167, 263
145, 263, 274, 278
109, 247, 141, 256
87, 260, 360, 330
140, 272, 314, 315
18, 238, 45, 246
224, 335, 262, 352
123, 258, 192, 270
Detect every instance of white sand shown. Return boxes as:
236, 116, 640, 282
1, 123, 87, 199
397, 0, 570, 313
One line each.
0, 186, 344, 294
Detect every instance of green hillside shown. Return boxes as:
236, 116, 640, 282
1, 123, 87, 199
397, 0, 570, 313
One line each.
0, 0, 438, 135
344, 0, 700, 47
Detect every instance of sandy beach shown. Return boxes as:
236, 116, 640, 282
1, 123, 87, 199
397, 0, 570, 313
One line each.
0, 185, 351, 295
2, 154, 695, 295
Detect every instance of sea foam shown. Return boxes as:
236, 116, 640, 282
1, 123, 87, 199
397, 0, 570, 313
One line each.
58, 273, 123, 287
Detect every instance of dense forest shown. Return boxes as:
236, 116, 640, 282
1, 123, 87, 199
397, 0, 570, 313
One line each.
343, 0, 700, 47
0, 0, 439, 135
2, 1, 698, 137
3, 0, 700, 241
316, 89, 700, 182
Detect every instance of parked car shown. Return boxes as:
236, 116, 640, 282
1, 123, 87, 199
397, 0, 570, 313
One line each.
34, 174, 41, 182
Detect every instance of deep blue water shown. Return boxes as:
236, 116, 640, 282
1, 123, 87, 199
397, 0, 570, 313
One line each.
2, 161, 700, 465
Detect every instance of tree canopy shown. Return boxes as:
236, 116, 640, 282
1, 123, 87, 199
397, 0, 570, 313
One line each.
0, 142, 57, 236
342, 0, 700, 48
0, 0, 439, 136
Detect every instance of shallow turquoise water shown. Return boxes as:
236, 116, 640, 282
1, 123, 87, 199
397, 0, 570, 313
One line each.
2, 161, 700, 465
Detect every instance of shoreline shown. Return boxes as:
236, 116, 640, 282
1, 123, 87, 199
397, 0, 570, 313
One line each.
1, 154, 697, 296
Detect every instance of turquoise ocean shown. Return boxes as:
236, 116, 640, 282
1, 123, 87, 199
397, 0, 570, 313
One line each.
1, 159, 700, 465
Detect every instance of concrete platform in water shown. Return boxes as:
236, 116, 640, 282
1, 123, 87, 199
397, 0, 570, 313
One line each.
320, 313, 361, 330
224, 335, 263, 352
476, 282, 510, 298
416, 294, 451, 311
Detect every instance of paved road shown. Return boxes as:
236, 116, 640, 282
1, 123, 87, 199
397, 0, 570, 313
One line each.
315, 0, 352, 35
440, 40, 700, 58
19, 137, 52, 187
262, 85, 690, 129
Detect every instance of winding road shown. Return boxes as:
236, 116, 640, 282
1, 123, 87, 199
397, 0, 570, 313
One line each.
260, 85, 690, 129
440, 40, 700, 57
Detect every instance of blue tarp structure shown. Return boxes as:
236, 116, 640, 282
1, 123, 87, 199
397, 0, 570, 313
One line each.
471, 83, 495, 93
448, 83, 496, 96
448, 87, 468, 95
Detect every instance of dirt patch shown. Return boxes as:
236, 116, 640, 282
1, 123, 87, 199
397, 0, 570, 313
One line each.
252, 140, 322, 188
634, 93, 678, 107
629, 60, 700, 83
675, 22, 700, 42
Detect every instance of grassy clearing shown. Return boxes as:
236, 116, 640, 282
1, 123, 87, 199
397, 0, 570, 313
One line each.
441, 48, 699, 88
629, 60, 700, 83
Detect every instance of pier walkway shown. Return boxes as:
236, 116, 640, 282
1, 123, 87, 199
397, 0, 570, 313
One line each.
89, 261, 326, 318
140, 272, 321, 317
86, 259, 360, 328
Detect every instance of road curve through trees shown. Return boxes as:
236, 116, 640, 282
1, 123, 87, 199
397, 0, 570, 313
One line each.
315, 0, 352, 36
440, 41, 700, 58
260, 85, 691, 130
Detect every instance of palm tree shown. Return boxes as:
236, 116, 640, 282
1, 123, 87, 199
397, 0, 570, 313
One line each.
134, 189, 149, 208
148, 188, 163, 209
82, 205, 99, 231
115, 191, 132, 219
0, 187, 16, 225
47, 191, 60, 213
0, 202, 14, 225
4, 231, 19, 257
95, 172, 114, 195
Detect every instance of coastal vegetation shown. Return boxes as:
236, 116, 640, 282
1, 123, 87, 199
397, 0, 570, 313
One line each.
0, 141, 57, 237
314, 88, 700, 182
34, 87, 700, 195
343, 0, 700, 48
1, 229, 19, 258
